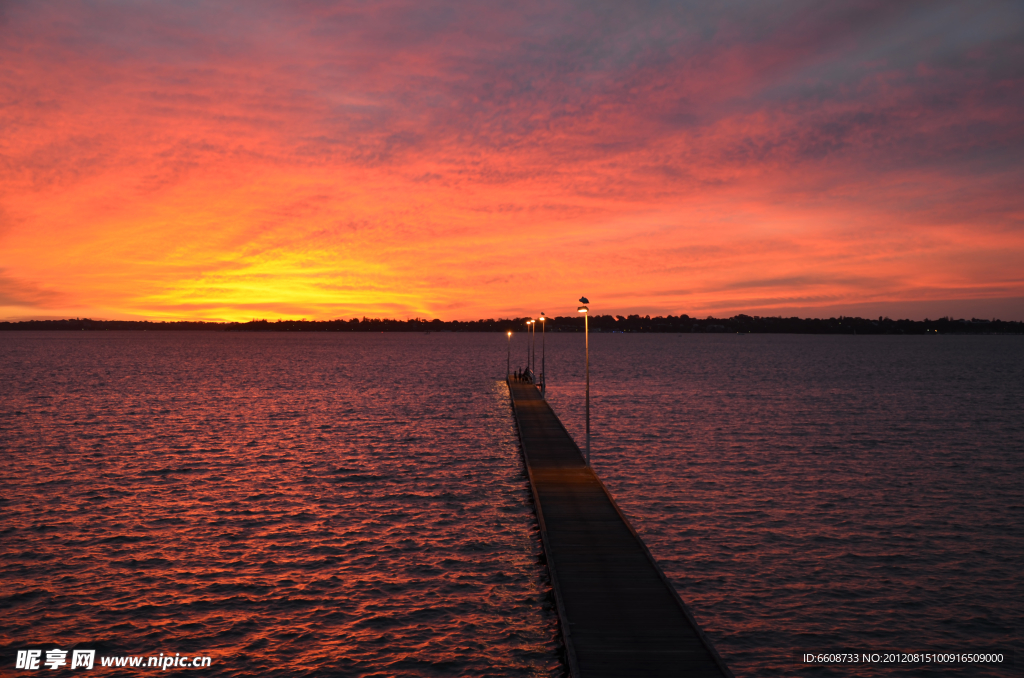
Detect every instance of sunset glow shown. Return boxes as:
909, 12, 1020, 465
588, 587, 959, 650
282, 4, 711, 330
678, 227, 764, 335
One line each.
2, 1, 1022, 321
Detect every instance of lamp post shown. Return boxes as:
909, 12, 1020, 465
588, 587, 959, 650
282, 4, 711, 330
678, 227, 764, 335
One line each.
531, 317, 537, 379
525, 320, 533, 378
578, 297, 590, 465
507, 330, 512, 379
539, 313, 546, 396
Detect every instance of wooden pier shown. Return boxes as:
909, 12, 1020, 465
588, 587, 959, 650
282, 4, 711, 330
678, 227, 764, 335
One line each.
508, 379, 732, 678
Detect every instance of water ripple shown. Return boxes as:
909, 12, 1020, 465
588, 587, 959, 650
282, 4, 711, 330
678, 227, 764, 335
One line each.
1, 332, 563, 677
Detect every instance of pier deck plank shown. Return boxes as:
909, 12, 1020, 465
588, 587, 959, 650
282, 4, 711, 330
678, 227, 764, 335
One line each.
508, 380, 732, 678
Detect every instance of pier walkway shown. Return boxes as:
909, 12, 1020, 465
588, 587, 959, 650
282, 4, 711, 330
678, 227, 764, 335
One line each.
508, 379, 732, 678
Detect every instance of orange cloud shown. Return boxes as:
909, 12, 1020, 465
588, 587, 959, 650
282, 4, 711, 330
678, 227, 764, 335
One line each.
2, 1, 1022, 321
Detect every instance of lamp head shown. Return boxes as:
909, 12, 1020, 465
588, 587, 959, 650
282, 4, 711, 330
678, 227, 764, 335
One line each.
578, 305, 588, 313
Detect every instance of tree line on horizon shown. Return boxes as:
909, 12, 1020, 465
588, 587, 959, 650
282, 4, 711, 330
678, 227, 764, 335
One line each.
2, 314, 1021, 334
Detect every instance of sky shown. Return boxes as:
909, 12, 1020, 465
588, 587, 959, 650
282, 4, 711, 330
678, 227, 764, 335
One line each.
2, 0, 1022, 322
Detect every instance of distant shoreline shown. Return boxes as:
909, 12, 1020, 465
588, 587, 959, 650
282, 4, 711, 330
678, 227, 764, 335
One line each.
2, 316, 1021, 335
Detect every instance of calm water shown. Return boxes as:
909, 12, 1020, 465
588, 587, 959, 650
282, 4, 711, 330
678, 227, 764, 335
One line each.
1, 332, 1021, 677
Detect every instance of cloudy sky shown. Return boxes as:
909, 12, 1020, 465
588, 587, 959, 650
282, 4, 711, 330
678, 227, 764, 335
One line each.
2, 0, 1022, 321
